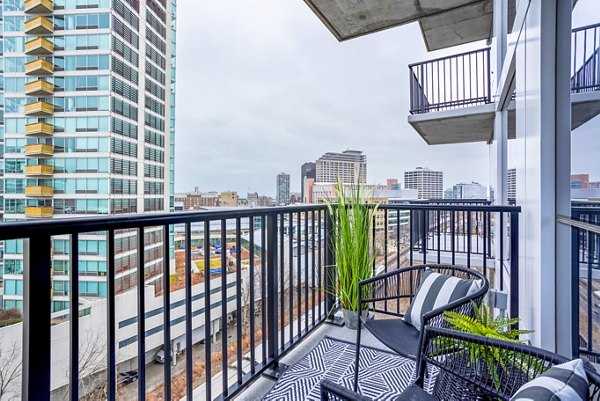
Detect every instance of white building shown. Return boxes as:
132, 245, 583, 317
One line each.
316, 150, 366, 184
403, 167, 444, 199
450, 182, 488, 200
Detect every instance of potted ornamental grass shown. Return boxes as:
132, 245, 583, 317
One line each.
326, 179, 378, 329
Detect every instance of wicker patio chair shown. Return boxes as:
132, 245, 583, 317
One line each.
320, 326, 600, 401
353, 264, 489, 391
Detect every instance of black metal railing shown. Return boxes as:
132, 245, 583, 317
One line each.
0, 202, 520, 400
565, 206, 600, 362
375, 204, 520, 320
409, 23, 600, 115
572, 22, 600, 93
409, 48, 492, 114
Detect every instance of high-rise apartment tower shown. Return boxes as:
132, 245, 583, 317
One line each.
316, 150, 366, 184
276, 172, 290, 205
0, 0, 176, 312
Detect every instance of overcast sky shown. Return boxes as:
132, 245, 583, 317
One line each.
174, 1, 600, 197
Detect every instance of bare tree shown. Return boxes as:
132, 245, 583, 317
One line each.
0, 340, 22, 401
63, 331, 110, 401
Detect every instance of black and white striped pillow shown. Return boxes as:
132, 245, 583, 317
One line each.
510, 359, 589, 401
404, 270, 482, 330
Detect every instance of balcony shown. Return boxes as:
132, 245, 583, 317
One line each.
25, 185, 54, 197
25, 79, 54, 96
25, 36, 54, 56
25, 143, 54, 156
25, 100, 54, 116
24, 206, 53, 218
24, 16, 53, 35
25, 58, 54, 76
408, 23, 600, 145
0, 202, 525, 400
24, 0, 53, 14
25, 164, 54, 176
25, 121, 54, 136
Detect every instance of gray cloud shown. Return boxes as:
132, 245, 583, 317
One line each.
175, 1, 599, 196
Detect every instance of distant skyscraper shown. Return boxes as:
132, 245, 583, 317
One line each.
451, 182, 487, 200
276, 173, 290, 205
316, 150, 367, 184
301, 162, 316, 201
508, 168, 517, 202
404, 167, 443, 199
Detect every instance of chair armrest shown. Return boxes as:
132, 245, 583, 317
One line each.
357, 266, 422, 306
320, 380, 372, 401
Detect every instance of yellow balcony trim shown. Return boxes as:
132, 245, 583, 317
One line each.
25, 143, 54, 156
25, 121, 54, 136
24, 0, 53, 14
25, 37, 54, 56
24, 16, 54, 35
25, 185, 54, 197
25, 58, 54, 76
25, 165, 54, 176
25, 206, 53, 218
25, 100, 54, 116
25, 79, 54, 96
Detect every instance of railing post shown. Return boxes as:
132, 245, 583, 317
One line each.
571, 210, 582, 357
266, 214, 278, 365
22, 235, 52, 401
509, 212, 520, 322
324, 209, 336, 320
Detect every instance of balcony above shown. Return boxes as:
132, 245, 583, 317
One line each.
408, 48, 494, 145
303, 0, 492, 50
408, 24, 600, 144
25, 37, 54, 56
25, 0, 53, 14
25, 185, 54, 197
25, 100, 54, 116
24, 16, 54, 35
25, 58, 54, 76
25, 143, 54, 157
24, 206, 53, 218
25, 121, 54, 136
25, 165, 54, 176
25, 79, 54, 96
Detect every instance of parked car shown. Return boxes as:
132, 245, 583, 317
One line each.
155, 348, 165, 364
118, 370, 138, 385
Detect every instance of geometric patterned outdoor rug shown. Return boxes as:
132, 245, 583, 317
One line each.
263, 336, 438, 401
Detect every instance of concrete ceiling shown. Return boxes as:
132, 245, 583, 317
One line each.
419, 0, 493, 51
303, 0, 491, 47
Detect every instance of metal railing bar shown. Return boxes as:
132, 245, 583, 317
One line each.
248, 217, 256, 375
107, 230, 117, 401
558, 215, 600, 234
220, 219, 228, 397
235, 218, 243, 384
162, 225, 172, 401
69, 233, 79, 401
185, 222, 193, 398
203, 221, 212, 400
137, 227, 146, 400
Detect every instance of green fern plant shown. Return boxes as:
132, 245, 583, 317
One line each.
441, 302, 534, 389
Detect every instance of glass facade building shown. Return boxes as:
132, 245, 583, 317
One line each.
0, 0, 176, 312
